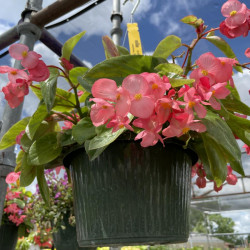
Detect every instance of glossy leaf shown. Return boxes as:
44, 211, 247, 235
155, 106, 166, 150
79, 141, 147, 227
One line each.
155, 63, 184, 76
20, 153, 36, 187
117, 45, 130, 55
37, 166, 50, 206
69, 67, 88, 85
85, 140, 107, 161
169, 78, 195, 87
31, 85, 76, 112
62, 31, 86, 61
153, 35, 182, 59
0, 117, 30, 150
205, 32, 242, 73
81, 55, 166, 91
40, 68, 59, 112
28, 132, 62, 166
202, 111, 244, 176
58, 129, 76, 146
15, 150, 25, 172
89, 127, 126, 150
25, 102, 48, 140
102, 35, 119, 59
72, 117, 96, 144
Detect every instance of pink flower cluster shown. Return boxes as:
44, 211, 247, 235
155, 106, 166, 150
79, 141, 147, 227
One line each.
90, 52, 233, 147
4, 186, 28, 226
220, 0, 250, 38
192, 163, 238, 192
0, 44, 49, 108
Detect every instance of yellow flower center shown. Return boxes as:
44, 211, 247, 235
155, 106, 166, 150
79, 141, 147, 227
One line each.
119, 124, 124, 129
152, 83, 158, 89
188, 101, 196, 108
202, 70, 208, 76
230, 10, 237, 16
161, 103, 171, 109
221, 61, 226, 66
134, 93, 142, 100
102, 105, 108, 109
182, 127, 190, 134
212, 90, 216, 95
116, 93, 121, 100
10, 70, 17, 75
22, 51, 28, 57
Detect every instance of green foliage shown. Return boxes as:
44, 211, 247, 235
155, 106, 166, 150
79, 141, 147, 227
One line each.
69, 66, 88, 85
180, 15, 204, 28
61, 31, 86, 60
102, 35, 120, 59
37, 166, 50, 207
153, 35, 182, 59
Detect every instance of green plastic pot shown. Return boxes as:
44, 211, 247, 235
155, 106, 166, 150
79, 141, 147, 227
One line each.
64, 141, 197, 247
53, 213, 96, 250
0, 223, 18, 250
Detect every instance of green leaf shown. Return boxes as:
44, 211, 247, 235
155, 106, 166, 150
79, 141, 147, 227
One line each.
102, 35, 119, 59
81, 55, 166, 91
89, 127, 126, 150
20, 133, 32, 152
153, 35, 182, 59
0, 117, 30, 150
25, 102, 48, 140
72, 117, 96, 144
62, 31, 86, 60
205, 32, 242, 73
20, 154, 36, 187
201, 133, 228, 186
10, 198, 25, 209
28, 132, 62, 166
180, 15, 198, 24
15, 150, 25, 172
40, 68, 59, 112
69, 67, 88, 85
117, 45, 130, 55
79, 91, 90, 103
202, 111, 244, 176
85, 140, 107, 161
25, 191, 33, 197
58, 129, 76, 146
31, 85, 76, 112
155, 63, 184, 76
37, 166, 50, 206
169, 78, 195, 87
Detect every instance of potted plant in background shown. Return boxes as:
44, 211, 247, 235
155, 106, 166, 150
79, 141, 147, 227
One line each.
0, 0, 250, 247
1, 172, 33, 250
26, 167, 84, 250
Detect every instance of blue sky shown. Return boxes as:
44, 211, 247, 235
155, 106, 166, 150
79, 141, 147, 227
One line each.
0, 0, 250, 234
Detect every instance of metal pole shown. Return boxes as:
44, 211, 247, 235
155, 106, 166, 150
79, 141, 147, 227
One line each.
30, 0, 94, 28
0, 26, 19, 51
40, 29, 88, 68
110, 0, 123, 45
0, 0, 42, 222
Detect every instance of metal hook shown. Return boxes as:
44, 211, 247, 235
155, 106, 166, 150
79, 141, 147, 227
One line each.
131, 0, 140, 17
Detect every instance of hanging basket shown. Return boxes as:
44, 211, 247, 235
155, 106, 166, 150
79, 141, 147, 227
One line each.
0, 223, 19, 250
64, 140, 197, 247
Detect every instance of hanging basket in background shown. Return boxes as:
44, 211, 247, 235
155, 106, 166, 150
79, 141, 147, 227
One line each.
64, 140, 197, 247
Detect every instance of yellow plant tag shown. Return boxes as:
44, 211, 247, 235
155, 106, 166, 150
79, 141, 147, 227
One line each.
127, 23, 143, 55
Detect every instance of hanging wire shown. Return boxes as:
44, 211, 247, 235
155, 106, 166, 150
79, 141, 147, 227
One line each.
0, 50, 9, 58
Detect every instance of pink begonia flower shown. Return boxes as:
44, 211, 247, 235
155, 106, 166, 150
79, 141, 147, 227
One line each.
9, 43, 41, 69
227, 173, 238, 185
180, 86, 207, 118
0, 66, 29, 84
243, 144, 250, 154
214, 182, 223, 192
133, 115, 164, 147
6, 191, 22, 200
16, 130, 25, 145
221, 0, 247, 28
62, 115, 80, 130
155, 89, 183, 124
61, 57, 74, 71
4, 203, 20, 214
122, 74, 155, 118
140, 72, 171, 100
107, 116, 133, 132
28, 60, 50, 82
162, 113, 206, 138
5, 171, 21, 184
196, 176, 206, 188
92, 78, 131, 117
245, 48, 250, 58
90, 98, 115, 126
77, 90, 84, 96
2, 82, 25, 108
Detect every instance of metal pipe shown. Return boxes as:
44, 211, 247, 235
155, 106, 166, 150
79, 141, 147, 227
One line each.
0, 0, 43, 222
0, 26, 19, 51
40, 29, 88, 68
30, 0, 93, 28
